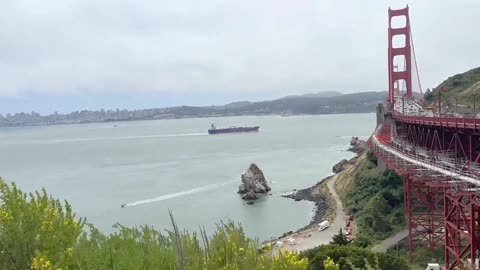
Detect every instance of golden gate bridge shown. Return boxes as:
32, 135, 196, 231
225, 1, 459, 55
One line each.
371, 6, 480, 270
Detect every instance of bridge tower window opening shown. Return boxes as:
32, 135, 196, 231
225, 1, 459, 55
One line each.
391, 15, 407, 29
392, 34, 406, 49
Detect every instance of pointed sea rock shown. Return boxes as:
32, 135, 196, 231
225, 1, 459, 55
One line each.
238, 163, 271, 200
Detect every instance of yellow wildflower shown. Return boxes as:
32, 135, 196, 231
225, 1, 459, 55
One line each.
66, 247, 73, 257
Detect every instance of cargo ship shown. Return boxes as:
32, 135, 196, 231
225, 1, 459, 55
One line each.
208, 124, 260, 134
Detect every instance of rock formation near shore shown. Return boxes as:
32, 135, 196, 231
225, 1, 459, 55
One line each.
350, 136, 360, 146
238, 163, 270, 200
332, 137, 367, 173
349, 136, 366, 155
332, 159, 350, 173
241, 190, 258, 200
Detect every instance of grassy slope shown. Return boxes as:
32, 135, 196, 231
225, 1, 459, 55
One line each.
335, 151, 406, 244
426, 66, 480, 105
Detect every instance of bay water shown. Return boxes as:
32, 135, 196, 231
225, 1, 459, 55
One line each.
0, 113, 375, 241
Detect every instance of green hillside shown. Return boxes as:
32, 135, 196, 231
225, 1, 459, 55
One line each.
425, 67, 480, 105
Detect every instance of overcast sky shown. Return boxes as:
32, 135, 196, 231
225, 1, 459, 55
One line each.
0, 0, 479, 113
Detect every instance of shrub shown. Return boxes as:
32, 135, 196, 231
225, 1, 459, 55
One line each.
0, 178, 308, 270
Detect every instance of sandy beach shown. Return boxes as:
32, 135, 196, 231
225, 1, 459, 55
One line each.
269, 140, 366, 253
273, 172, 346, 252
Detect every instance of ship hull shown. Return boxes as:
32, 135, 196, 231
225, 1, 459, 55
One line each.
208, 126, 260, 134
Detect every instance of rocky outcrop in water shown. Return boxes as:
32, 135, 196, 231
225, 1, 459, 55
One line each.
242, 191, 258, 200
332, 159, 350, 173
238, 163, 270, 200
349, 136, 366, 155
350, 136, 360, 146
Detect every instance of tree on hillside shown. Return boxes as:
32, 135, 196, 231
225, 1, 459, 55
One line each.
330, 228, 351, 246
424, 88, 435, 101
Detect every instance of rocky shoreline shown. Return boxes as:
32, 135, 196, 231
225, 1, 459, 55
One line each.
280, 175, 334, 236
277, 137, 366, 239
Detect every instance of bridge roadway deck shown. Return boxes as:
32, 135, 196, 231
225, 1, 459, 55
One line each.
393, 114, 480, 130
372, 130, 480, 186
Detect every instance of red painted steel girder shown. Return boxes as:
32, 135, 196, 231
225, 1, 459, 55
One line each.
444, 190, 480, 270
393, 114, 480, 132
371, 123, 480, 266
404, 174, 445, 263
395, 121, 480, 178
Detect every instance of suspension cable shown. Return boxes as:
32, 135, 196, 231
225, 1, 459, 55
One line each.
410, 27, 423, 97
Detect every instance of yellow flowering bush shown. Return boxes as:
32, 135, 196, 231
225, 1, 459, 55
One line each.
31, 254, 63, 270
323, 257, 340, 270
0, 178, 308, 270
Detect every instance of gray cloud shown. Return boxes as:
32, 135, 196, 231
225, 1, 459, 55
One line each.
0, 0, 479, 97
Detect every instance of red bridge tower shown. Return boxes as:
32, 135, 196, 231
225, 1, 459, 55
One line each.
388, 6, 413, 103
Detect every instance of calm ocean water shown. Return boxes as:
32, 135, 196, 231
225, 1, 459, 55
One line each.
0, 113, 375, 241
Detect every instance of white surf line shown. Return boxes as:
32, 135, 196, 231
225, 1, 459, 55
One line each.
125, 180, 237, 207
372, 134, 480, 186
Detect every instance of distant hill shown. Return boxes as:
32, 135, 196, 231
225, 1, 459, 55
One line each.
206, 91, 386, 116
0, 91, 387, 127
425, 67, 480, 104
301, 91, 343, 98
281, 91, 343, 99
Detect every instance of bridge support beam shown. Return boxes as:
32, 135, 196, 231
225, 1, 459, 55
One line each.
445, 188, 480, 270
404, 175, 445, 264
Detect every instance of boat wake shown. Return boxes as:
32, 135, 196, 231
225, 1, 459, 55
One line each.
124, 180, 237, 207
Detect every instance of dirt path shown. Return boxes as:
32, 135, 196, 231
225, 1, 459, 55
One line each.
371, 229, 408, 253
275, 173, 345, 252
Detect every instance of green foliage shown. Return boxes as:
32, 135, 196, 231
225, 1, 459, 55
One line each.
0, 178, 308, 270
342, 157, 405, 241
352, 234, 372, 248
328, 258, 388, 270
0, 180, 85, 270
424, 88, 434, 101
302, 245, 408, 270
366, 151, 378, 166
428, 66, 480, 105
323, 257, 340, 270
329, 229, 351, 246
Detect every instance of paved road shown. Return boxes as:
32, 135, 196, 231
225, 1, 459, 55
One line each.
371, 229, 409, 253
276, 174, 346, 252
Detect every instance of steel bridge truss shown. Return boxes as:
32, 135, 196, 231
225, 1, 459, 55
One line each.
371, 122, 480, 269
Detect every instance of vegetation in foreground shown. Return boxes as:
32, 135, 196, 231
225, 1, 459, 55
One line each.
0, 176, 410, 270
301, 242, 409, 270
0, 178, 308, 270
